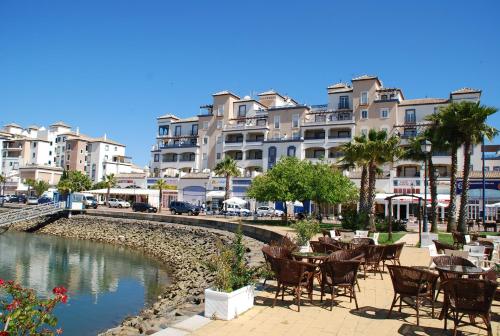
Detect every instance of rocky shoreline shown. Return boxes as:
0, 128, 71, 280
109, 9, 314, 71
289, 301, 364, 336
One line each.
8, 214, 265, 335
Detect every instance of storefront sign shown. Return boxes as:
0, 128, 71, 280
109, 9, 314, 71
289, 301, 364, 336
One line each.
457, 179, 500, 194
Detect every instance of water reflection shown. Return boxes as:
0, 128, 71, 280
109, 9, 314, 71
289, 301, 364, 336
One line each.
0, 231, 171, 335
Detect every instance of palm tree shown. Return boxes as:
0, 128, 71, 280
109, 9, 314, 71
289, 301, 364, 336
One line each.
340, 135, 369, 215
153, 179, 169, 212
213, 156, 241, 203
455, 102, 498, 232
427, 103, 464, 232
365, 129, 403, 230
24, 178, 36, 196
102, 174, 117, 206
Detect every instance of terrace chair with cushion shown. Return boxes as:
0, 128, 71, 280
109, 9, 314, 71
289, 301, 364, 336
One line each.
341, 232, 355, 240
272, 258, 316, 312
355, 230, 369, 238
372, 232, 380, 245
362, 245, 386, 280
387, 265, 438, 326
444, 249, 469, 259
320, 260, 361, 310
427, 244, 445, 269
442, 278, 497, 336
382, 243, 405, 271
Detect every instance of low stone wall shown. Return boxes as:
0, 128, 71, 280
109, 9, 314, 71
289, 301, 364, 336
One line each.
86, 209, 285, 244
8, 214, 268, 336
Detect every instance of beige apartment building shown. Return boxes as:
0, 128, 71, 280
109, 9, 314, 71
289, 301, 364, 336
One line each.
150, 74, 491, 219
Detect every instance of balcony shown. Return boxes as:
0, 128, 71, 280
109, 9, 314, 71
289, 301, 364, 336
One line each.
303, 111, 354, 126
224, 118, 268, 131
160, 141, 198, 149
404, 117, 417, 124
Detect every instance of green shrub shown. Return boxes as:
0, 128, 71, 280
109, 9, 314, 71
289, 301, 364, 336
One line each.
375, 218, 407, 232
208, 225, 261, 293
340, 210, 367, 231
291, 219, 320, 246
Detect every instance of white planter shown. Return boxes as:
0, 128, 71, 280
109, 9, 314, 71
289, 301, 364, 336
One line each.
204, 285, 255, 320
299, 241, 310, 252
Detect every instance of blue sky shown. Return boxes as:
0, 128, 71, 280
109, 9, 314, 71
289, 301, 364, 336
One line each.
1, 0, 499, 166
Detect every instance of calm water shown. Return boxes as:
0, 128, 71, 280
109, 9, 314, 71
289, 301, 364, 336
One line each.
0, 231, 171, 335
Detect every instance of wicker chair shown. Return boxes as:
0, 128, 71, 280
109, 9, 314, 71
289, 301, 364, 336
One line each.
327, 248, 365, 262
320, 260, 361, 310
319, 236, 337, 244
262, 245, 293, 285
272, 258, 316, 312
362, 245, 386, 279
310, 241, 327, 253
381, 243, 405, 271
432, 255, 479, 299
442, 278, 497, 336
350, 237, 374, 249
387, 265, 438, 326
432, 240, 455, 254
483, 268, 500, 302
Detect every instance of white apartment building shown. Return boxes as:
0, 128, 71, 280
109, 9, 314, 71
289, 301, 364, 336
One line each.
0, 121, 141, 193
150, 75, 491, 218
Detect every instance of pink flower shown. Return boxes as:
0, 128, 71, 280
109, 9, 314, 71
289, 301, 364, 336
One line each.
6, 299, 20, 311
56, 328, 63, 334
0, 279, 4, 286
52, 286, 67, 295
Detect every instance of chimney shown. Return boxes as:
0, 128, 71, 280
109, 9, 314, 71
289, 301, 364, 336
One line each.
76, 127, 80, 135
104, 133, 107, 140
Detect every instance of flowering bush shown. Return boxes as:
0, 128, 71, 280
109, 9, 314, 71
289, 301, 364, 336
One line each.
0, 279, 67, 335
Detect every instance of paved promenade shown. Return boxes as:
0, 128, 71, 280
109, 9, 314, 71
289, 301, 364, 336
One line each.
193, 246, 499, 336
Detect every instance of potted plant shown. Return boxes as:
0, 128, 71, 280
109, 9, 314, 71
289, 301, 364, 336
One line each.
205, 226, 261, 320
291, 219, 320, 252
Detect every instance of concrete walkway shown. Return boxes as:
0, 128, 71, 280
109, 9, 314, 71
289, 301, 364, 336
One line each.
191, 247, 499, 336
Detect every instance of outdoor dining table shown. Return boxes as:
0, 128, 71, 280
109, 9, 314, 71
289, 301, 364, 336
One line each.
435, 265, 486, 277
292, 251, 329, 263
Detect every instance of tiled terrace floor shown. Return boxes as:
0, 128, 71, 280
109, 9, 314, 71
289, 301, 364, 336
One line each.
193, 247, 500, 336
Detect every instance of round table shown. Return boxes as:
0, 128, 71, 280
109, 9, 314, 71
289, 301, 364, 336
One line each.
435, 265, 486, 277
292, 252, 329, 262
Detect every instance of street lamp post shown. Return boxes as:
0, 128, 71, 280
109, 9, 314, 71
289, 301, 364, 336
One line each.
421, 140, 432, 233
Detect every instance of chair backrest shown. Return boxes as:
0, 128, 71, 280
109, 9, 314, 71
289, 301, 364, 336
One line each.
463, 245, 486, 254
433, 239, 455, 254
364, 245, 385, 262
383, 242, 405, 260
327, 248, 364, 262
310, 241, 327, 253
452, 231, 467, 245
445, 249, 469, 259
421, 232, 438, 247
262, 245, 292, 260
321, 260, 361, 286
351, 237, 373, 247
372, 232, 380, 245
432, 255, 476, 267
442, 278, 497, 314
274, 258, 310, 284
321, 229, 331, 238
355, 230, 369, 238
387, 265, 438, 295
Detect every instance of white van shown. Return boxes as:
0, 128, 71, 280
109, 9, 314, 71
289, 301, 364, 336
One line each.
225, 204, 251, 216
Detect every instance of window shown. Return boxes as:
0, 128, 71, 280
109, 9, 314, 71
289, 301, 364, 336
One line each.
381, 94, 388, 101
216, 153, 221, 160
174, 125, 181, 136
203, 137, 208, 145
114, 146, 117, 151
104, 155, 108, 160
238, 105, 247, 117
287, 146, 296, 157
32, 153, 35, 158
33, 142, 37, 148
494, 166, 500, 172
405, 109, 416, 123
202, 153, 207, 160
360, 92, 368, 105
274, 115, 280, 128
203, 121, 209, 129
361, 110, 368, 119
216, 135, 222, 144
49, 151, 52, 155
217, 120, 223, 129
268, 146, 277, 169
217, 105, 224, 116
339, 96, 349, 109
159, 125, 169, 136
66, 144, 71, 150
80, 149, 83, 154
105, 145, 109, 151
67, 155, 70, 160
292, 114, 299, 128
191, 124, 198, 136
484, 167, 490, 172
154, 154, 159, 162
256, 118, 266, 126
380, 108, 389, 119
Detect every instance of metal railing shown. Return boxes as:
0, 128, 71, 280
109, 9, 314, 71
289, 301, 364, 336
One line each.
0, 202, 65, 228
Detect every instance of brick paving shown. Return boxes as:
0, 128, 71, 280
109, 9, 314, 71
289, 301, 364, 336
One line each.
193, 247, 500, 336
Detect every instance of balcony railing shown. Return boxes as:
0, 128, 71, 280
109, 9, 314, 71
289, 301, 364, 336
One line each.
225, 139, 244, 144
304, 111, 354, 125
160, 142, 198, 149
404, 117, 416, 124
328, 135, 351, 139
304, 136, 325, 140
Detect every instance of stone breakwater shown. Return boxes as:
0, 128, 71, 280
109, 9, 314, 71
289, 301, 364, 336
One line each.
9, 215, 264, 335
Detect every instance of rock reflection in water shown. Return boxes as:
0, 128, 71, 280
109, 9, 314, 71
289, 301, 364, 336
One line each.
0, 231, 170, 335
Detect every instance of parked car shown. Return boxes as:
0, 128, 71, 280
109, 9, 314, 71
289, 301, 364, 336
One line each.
26, 196, 39, 205
38, 196, 53, 204
83, 195, 98, 209
108, 198, 130, 208
224, 204, 251, 216
132, 202, 158, 213
256, 206, 284, 217
169, 201, 200, 215
8, 195, 26, 203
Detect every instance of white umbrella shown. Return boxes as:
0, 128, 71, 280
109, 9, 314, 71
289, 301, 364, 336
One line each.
286, 200, 304, 207
223, 197, 247, 206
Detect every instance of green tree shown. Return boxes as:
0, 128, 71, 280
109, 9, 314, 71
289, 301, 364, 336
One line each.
102, 173, 117, 205
92, 181, 108, 190
57, 171, 92, 194
246, 156, 310, 223
213, 157, 241, 202
152, 178, 169, 212
304, 161, 358, 219
33, 180, 50, 197
24, 178, 37, 196
455, 102, 498, 232
365, 129, 403, 230
427, 103, 464, 232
